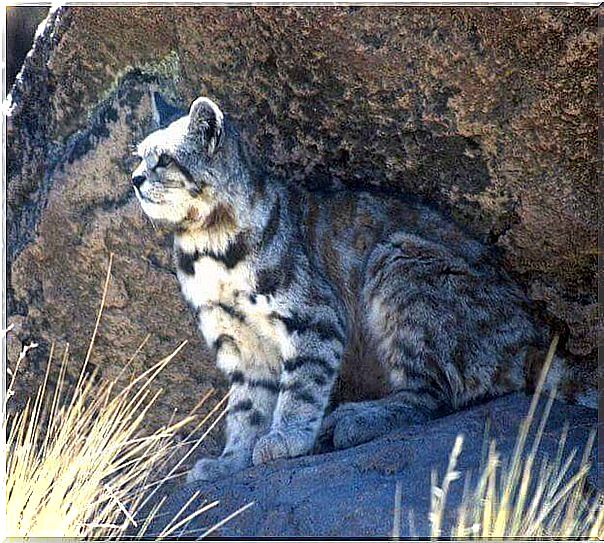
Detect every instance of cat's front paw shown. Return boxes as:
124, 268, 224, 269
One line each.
252, 427, 316, 465
252, 430, 290, 465
187, 455, 249, 483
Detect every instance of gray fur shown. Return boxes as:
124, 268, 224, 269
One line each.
132, 96, 569, 482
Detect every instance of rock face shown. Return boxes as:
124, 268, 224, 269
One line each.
7, 7, 597, 443
147, 394, 597, 538
6, 6, 48, 89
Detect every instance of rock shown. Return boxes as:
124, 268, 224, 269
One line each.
146, 393, 597, 538
6, 315, 26, 364
7, 7, 597, 440
6, 6, 48, 87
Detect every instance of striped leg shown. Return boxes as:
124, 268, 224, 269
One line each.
188, 340, 279, 482
252, 313, 345, 465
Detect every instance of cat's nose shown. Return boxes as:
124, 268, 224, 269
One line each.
132, 175, 146, 189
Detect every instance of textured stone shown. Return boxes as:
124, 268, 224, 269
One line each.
6, 6, 48, 88
6, 7, 597, 442
145, 394, 597, 538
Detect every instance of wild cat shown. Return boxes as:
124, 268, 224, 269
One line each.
131, 94, 593, 482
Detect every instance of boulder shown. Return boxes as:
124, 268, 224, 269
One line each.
7, 7, 597, 443
6, 6, 48, 87
146, 393, 597, 538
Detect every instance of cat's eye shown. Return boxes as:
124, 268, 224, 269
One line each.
156, 154, 173, 169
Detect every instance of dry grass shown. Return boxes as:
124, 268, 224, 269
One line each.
427, 336, 603, 539
4, 254, 251, 538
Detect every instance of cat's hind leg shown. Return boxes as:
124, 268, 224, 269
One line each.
326, 231, 534, 453
318, 389, 437, 450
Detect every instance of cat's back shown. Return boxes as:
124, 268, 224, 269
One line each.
303, 186, 492, 284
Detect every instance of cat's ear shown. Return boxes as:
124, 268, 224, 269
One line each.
151, 91, 185, 129
188, 96, 224, 155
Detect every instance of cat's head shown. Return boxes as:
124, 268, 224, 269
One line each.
132, 94, 235, 226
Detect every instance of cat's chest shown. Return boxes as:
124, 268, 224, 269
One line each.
176, 255, 290, 363
176, 256, 253, 309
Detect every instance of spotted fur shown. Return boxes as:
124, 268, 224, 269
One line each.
132, 94, 594, 482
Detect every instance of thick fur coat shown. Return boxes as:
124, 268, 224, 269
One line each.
132, 95, 593, 481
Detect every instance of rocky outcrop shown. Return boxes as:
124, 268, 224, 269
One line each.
7, 7, 597, 442
6, 6, 48, 87
147, 393, 597, 538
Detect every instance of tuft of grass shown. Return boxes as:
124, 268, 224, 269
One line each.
4, 254, 251, 538
426, 336, 603, 539
6, 339, 190, 538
